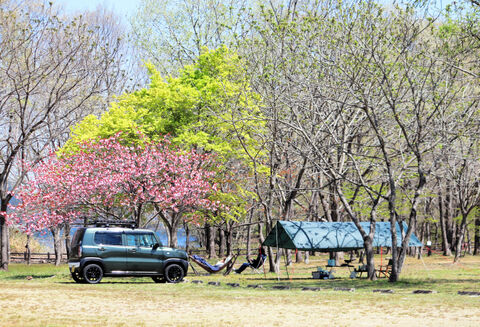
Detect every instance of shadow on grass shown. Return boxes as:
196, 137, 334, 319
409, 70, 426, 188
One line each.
238, 275, 480, 291
57, 281, 155, 284
4, 274, 57, 280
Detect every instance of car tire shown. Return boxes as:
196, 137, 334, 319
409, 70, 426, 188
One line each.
152, 276, 166, 283
83, 263, 103, 284
71, 271, 86, 283
164, 264, 184, 283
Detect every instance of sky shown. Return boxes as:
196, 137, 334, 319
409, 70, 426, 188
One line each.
53, 0, 457, 20
54, 0, 142, 20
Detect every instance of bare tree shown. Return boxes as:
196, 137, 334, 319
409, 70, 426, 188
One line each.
0, 0, 130, 269
131, 0, 251, 73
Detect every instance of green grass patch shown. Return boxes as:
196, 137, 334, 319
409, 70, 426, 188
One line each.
1, 254, 479, 326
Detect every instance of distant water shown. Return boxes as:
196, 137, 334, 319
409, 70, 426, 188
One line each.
34, 227, 198, 250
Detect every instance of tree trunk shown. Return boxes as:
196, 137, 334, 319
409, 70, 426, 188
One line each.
426, 222, 431, 252
474, 214, 480, 255
296, 250, 303, 263
204, 224, 209, 253
358, 250, 365, 264
446, 184, 456, 252
226, 225, 233, 256
329, 182, 339, 222
285, 249, 292, 266
274, 248, 283, 271
319, 190, 332, 222
439, 186, 452, 255
166, 223, 178, 248
388, 197, 399, 283
1, 201, 9, 270
206, 224, 216, 258
454, 211, 469, 262
304, 251, 309, 264
364, 240, 377, 280
246, 214, 252, 258
64, 224, 72, 259
51, 226, 63, 266
466, 228, 472, 255
158, 210, 181, 248
219, 228, 225, 257
184, 221, 190, 253
26, 234, 31, 265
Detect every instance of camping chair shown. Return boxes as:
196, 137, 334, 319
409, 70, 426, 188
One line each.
189, 254, 238, 276
376, 259, 393, 278
248, 253, 267, 274
353, 264, 368, 278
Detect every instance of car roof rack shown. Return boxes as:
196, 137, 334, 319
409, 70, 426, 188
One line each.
93, 220, 137, 229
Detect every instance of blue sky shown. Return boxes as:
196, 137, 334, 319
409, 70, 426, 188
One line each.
54, 0, 141, 19
54, 0, 455, 19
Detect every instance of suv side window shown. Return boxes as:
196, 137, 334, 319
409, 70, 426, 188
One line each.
94, 232, 123, 246
126, 233, 157, 247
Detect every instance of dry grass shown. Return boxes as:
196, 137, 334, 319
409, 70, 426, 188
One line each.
9, 228, 49, 253
1, 254, 480, 326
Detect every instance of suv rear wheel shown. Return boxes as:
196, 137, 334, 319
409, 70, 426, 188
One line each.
71, 271, 85, 283
164, 264, 184, 283
83, 263, 104, 284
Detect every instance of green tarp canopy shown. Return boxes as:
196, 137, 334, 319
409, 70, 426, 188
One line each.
262, 221, 423, 251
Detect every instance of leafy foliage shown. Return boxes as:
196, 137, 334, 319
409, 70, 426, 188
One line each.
63, 47, 264, 162
9, 134, 218, 233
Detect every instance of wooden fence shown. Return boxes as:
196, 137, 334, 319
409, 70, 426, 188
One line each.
10, 252, 68, 264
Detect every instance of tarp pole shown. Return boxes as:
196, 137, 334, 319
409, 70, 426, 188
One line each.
380, 247, 383, 267
276, 222, 280, 281
283, 249, 290, 281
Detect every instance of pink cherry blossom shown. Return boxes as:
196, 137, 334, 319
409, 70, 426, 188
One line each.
8, 134, 218, 234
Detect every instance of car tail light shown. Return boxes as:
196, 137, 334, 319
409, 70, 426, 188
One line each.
78, 246, 82, 257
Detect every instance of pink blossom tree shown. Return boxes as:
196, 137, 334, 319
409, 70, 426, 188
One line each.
8, 134, 218, 247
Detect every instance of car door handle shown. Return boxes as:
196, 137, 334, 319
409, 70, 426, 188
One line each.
98, 247, 105, 251
129, 249, 136, 253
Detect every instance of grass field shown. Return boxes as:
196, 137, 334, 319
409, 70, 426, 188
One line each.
1, 254, 479, 326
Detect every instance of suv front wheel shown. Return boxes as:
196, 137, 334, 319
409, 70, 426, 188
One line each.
152, 276, 166, 283
164, 264, 184, 283
83, 263, 104, 284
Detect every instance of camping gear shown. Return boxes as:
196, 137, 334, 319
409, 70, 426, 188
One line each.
376, 259, 393, 278
263, 221, 423, 251
189, 254, 238, 276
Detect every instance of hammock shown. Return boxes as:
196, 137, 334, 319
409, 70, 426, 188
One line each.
189, 254, 238, 275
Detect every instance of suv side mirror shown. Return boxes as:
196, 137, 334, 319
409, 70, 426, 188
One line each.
152, 243, 160, 251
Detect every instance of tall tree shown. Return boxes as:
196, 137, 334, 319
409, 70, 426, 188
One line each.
0, 0, 129, 270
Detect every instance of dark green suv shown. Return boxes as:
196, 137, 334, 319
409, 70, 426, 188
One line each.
68, 223, 188, 284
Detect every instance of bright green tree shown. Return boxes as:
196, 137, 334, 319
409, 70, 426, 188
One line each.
64, 47, 263, 161
63, 47, 265, 247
